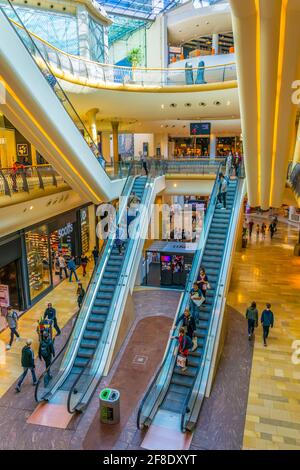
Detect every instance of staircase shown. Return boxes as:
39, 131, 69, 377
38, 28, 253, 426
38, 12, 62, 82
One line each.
60, 176, 148, 391
160, 179, 238, 414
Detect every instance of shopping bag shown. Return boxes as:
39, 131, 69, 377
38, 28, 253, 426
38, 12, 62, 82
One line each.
176, 354, 187, 368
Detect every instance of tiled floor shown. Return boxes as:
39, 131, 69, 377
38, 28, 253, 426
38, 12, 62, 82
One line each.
0, 265, 93, 398
227, 219, 300, 450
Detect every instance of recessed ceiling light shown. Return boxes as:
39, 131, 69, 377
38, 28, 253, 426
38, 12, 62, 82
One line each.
214, 101, 222, 106
184, 103, 192, 107
170, 103, 177, 108
161, 104, 165, 109
227, 100, 231, 106
29, 205, 34, 210
174, 183, 177, 187
199, 102, 207, 107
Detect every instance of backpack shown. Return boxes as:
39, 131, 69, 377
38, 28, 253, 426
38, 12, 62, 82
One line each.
182, 335, 193, 350
40, 340, 50, 359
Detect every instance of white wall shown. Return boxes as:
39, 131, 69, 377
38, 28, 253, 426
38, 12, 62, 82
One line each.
146, 15, 168, 68
134, 134, 154, 156
109, 27, 147, 66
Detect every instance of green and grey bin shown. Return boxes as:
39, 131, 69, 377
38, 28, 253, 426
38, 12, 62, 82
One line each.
99, 388, 120, 424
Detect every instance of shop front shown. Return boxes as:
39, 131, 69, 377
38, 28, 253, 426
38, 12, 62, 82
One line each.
172, 137, 210, 157
143, 241, 196, 288
24, 204, 92, 304
0, 235, 26, 321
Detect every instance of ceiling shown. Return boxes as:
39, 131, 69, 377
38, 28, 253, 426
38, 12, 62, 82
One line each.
64, 83, 240, 122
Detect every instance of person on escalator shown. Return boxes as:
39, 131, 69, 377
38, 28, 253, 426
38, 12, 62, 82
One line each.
171, 327, 193, 372
39, 330, 55, 386
217, 173, 228, 210
173, 309, 198, 352
76, 283, 86, 310
115, 224, 126, 255
197, 267, 209, 302
189, 283, 204, 322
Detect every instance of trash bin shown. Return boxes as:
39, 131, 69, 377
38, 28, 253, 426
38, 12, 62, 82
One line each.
99, 388, 120, 424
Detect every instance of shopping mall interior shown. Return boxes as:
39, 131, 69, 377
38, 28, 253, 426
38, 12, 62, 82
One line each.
0, 0, 300, 454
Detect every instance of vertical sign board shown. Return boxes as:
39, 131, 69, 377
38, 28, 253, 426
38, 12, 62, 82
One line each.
0, 284, 10, 308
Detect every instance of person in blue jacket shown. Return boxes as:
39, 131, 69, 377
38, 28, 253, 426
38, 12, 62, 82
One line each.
67, 256, 79, 282
261, 303, 274, 347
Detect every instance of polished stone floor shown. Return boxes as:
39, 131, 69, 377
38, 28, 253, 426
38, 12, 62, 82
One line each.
227, 219, 300, 450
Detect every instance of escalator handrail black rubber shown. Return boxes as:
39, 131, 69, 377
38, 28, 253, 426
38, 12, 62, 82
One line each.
180, 177, 244, 432
137, 163, 222, 430
66, 173, 152, 413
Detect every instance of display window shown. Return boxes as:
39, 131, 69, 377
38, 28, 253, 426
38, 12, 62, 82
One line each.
0, 261, 22, 310
25, 225, 51, 300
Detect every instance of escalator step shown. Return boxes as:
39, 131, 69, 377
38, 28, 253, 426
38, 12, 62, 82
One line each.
94, 299, 111, 307
83, 331, 101, 340
92, 307, 109, 314
171, 374, 194, 388
105, 267, 121, 273
77, 348, 94, 359
86, 322, 103, 332
99, 286, 115, 293
103, 273, 119, 279
74, 357, 89, 368
174, 366, 197, 378
161, 394, 188, 413
102, 279, 116, 286
81, 339, 98, 349
89, 314, 107, 323
195, 328, 208, 338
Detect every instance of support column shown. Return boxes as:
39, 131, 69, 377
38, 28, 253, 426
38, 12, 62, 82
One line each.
88, 204, 96, 253
212, 33, 219, 54
111, 121, 119, 163
31, 144, 37, 166
77, 5, 91, 59
86, 108, 99, 144
161, 134, 169, 159
101, 132, 111, 162
210, 134, 217, 158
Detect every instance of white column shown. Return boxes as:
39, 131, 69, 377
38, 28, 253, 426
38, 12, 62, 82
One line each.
77, 5, 90, 59
210, 134, 217, 158
212, 33, 219, 54
161, 134, 169, 159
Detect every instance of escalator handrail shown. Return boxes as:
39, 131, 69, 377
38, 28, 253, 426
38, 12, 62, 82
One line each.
66, 174, 153, 413
181, 177, 245, 432
35, 166, 134, 402
137, 163, 222, 429
0, 2, 114, 178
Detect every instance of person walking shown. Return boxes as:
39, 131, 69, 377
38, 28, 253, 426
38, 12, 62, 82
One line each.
217, 172, 228, 210
256, 224, 260, 240
80, 253, 89, 277
44, 303, 61, 336
6, 306, 20, 350
76, 283, 85, 310
225, 152, 233, 178
15, 339, 37, 392
92, 246, 99, 266
58, 254, 68, 280
246, 301, 258, 341
269, 222, 276, 239
261, 303, 274, 347
261, 222, 267, 239
248, 220, 254, 238
68, 256, 79, 282
39, 330, 55, 386
140, 151, 149, 176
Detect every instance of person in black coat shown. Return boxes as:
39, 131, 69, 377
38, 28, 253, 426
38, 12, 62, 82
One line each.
44, 303, 61, 336
39, 331, 55, 384
15, 340, 37, 392
174, 309, 196, 339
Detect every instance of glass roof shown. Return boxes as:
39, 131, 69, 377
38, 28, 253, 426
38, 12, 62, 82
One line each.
99, 1, 182, 21
108, 14, 148, 44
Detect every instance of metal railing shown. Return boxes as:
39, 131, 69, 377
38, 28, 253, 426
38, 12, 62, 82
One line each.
0, 164, 67, 197
6, 16, 237, 89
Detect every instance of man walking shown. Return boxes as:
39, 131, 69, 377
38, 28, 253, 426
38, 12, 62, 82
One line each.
140, 151, 149, 176
15, 339, 37, 392
39, 330, 55, 386
58, 254, 68, 280
44, 302, 61, 336
246, 301, 258, 340
6, 306, 20, 350
92, 246, 99, 266
261, 303, 274, 347
67, 256, 79, 282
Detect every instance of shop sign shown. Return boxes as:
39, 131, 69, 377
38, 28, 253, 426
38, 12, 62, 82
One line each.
0, 284, 10, 308
58, 223, 74, 238
17, 143, 28, 157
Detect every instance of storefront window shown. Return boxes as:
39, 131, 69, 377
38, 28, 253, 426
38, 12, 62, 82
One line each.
25, 225, 51, 300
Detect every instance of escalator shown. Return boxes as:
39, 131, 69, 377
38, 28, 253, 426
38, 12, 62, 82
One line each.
0, 1, 124, 203
35, 173, 165, 413
138, 174, 245, 443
